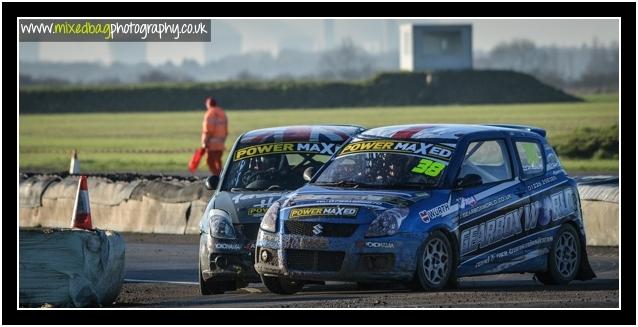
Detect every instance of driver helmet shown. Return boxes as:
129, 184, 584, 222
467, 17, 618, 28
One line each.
257, 155, 279, 171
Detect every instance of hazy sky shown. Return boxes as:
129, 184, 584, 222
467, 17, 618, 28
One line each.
31, 18, 619, 65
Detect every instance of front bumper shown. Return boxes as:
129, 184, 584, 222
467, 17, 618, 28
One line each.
254, 228, 423, 282
199, 234, 261, 285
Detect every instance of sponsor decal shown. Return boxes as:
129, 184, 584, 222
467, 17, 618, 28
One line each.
338, 140, 454, 161
289, 206, 359, 219
365, 241, 396, 249
526, 175, 558, 192
521, 164, 541, 172
215, 242, 241, 250
257, 231, 280, 249
308, 199, 385, 208
458, 195, 478, 210
243, 197, 276, 217
231, 193, 280, 204
419, 202, 451, 223
419, 211, 429, 223
461, 208, 524, 255
411, 158, 447, 177
475, 236, 553, 269
460, 187, 578, 255
546, 154, 561, 171
234, 142, 339, 161
537, 196, 553, 226
544, 144, 563, 171
460, 194, 512, 219
292, 193, 414, 207
247, 207, 269, 216
260, 232, 279, 243
255, 197, 275, 208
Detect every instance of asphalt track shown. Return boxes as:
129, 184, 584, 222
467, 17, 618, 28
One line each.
115, 233, 619, 308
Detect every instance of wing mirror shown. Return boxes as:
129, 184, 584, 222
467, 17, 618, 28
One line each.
455, 174, 482, 189
205, 175, 220, 190
303, 167, 316, 182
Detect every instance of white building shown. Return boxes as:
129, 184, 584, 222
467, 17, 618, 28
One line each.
400, 24, 472, 71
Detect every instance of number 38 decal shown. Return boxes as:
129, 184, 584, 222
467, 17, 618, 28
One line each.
411, 158, 446, 177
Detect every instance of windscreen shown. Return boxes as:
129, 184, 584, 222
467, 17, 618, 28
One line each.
221, 142, 336, 191
314, 139, 455, 189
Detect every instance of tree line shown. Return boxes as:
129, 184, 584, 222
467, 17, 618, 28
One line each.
20, 38, 618, 92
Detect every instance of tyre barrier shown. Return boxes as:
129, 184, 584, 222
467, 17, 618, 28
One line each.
18, 174, 618, 245
574, 176, 619, 246
19, 174, 213, 235
19, 228, 125, 307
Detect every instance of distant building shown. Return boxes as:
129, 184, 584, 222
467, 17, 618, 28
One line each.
400, 24, 472, 71
110, 43, 147, 64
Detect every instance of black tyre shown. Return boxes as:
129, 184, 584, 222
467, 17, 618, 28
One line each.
535, 224, 581, 285
199, 259, 228, 295
414, 231, 454, 291
261, 275, 304, 295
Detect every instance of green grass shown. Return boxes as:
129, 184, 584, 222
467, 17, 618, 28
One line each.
558, 159, 619, 173
19, 93, 619, 174
574, 92, 619, 103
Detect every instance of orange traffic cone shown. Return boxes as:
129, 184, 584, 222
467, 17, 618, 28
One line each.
71, 175, 93, 230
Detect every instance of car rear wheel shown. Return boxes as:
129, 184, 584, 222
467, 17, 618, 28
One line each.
535, 224, 581, 285
261, 275, 304, 295
414, 231, 454, 291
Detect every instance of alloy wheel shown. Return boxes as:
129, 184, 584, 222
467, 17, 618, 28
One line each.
421, 238, 450, 285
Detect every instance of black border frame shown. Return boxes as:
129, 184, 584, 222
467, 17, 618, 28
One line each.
5, 1, 635, 325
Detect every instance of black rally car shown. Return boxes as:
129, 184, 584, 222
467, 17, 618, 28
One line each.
198, 124, 365, 294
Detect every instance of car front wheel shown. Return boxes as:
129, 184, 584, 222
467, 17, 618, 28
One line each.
261, 275, 304, 295
414, 231, 454, 291
535, 224, 581, 285
199, 259, 228, 295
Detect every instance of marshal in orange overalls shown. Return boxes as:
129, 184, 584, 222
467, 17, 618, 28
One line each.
201, 97, 228, 175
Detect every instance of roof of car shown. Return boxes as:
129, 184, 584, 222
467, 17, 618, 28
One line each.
360, 124, 545, 140
239, 124, 366, 145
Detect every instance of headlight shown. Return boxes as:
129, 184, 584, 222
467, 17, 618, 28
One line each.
365, 207, 410, 237
260, 201, 281, 233
208, 209, 236, 239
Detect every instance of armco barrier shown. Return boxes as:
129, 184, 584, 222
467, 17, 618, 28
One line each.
19, 228, 125, 307
18, 174, 618, 245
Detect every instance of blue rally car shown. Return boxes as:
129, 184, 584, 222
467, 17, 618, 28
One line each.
198, 124, 365, 294
254, 124, 596, 294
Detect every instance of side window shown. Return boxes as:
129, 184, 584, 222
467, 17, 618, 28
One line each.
515, 141, 545, 179
459, 140, 512, 184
